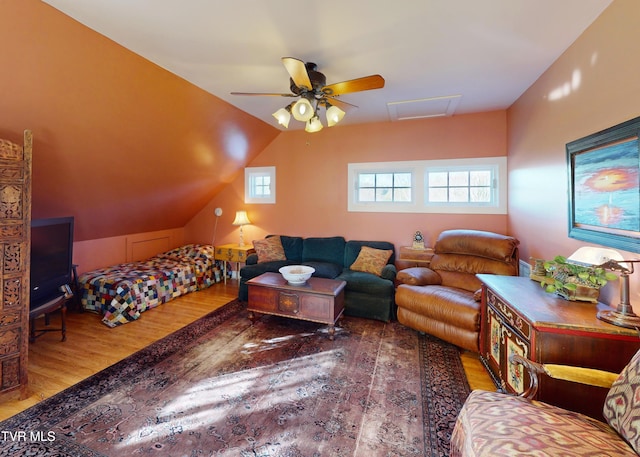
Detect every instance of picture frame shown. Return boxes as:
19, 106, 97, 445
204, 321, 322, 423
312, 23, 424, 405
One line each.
566, 116, 640, 253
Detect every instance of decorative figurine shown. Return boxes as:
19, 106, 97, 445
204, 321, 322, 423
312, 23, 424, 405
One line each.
412, 231, 425, 250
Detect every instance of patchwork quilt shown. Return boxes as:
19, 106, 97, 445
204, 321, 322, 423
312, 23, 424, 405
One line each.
79, 244, 215, 327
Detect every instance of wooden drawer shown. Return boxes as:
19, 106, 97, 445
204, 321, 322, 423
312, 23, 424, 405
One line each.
248, 285, 343, 324
214, 246, 252, 262
486, 287, 530, 340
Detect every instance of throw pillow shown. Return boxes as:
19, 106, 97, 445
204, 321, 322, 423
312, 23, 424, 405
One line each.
603, 348, 640, 454
350, 246, 393, 276
253, 236, 286, 263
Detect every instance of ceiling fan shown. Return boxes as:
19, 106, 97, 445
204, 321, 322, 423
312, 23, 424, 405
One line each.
231, 57, 385, 132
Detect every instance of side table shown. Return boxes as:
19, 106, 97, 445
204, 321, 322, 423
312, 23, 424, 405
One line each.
214, 243, 255, 284
397, 246, 434, 269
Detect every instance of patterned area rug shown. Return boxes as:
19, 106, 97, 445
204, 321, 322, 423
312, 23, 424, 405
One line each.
0, 300, 470, 456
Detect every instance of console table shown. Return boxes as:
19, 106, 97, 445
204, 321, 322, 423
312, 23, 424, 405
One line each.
478, 274, 640, 421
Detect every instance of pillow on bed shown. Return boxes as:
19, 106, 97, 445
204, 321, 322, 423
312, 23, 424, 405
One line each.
349, 246, 393, 276
253, 236, 286, 263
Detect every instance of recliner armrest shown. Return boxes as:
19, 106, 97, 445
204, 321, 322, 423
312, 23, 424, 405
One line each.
396, 267, 441, 286
510, 354, 619, 400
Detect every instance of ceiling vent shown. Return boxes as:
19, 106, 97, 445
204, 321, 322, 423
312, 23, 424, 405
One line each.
387, 95, 461, 121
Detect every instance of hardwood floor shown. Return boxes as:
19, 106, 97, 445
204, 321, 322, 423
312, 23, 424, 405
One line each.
0, 282, 494, 422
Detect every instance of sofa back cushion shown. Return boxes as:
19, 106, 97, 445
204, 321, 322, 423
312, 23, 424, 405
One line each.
267, 235, 303, 262
302, 236, 346, 266
430, 230, 519, 292
603, 348, 640, 454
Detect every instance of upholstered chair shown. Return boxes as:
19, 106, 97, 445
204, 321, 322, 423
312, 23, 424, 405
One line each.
395, 229, 519, 352
450, 350, 640, 456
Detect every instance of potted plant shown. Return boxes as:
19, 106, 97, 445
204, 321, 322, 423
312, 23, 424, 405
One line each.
540, 255, 618, 303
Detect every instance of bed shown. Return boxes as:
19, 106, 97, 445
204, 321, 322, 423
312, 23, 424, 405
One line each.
79, 244, 215, 327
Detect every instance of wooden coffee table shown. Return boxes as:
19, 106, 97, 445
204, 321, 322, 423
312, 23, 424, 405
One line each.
246, 272, 346, 339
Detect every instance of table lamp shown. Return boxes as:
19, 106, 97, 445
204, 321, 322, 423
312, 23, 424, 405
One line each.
567, 246, 640, 329
232, 210, 251, 247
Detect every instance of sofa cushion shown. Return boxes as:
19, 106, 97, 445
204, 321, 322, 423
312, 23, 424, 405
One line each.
302, 261, 342, 279
338, 269, 394, 295
302, 236, 345, 266
603, 348, 640, 454
396, 284, 479, 332
253, 236, 286, 263
349, 246, 393, 276
240, 260, 293, 280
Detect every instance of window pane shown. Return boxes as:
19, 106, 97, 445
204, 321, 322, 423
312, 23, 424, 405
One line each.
449, 187, 469, 202
470, 171, 491, 186
359, 173, 376, 188
359, 188, 375, 202
429, 172, 448, 186
376, 188, 393, 201
470, 187, 490, 202
449, 171, 469, 186
394, 188, 412, 202
429, 188, 448, 202
394, 172, 412, 187
376, 173, 393, 187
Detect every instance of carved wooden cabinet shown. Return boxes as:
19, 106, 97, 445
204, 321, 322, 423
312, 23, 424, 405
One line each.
0, 130, 32, 400
478, 274, 640, 421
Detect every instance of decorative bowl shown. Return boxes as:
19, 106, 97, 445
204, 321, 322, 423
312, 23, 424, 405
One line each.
279, 265, 315, 285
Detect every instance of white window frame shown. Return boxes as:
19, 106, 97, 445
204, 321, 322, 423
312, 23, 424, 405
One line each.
348, 157, 507, 214
245, 166, 276, 204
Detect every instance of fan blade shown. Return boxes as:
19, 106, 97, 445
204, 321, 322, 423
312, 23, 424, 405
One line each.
322, 75, 385, 96
230, 92, 297, 97
324, 97, 358, 110
282, 57, 312, 91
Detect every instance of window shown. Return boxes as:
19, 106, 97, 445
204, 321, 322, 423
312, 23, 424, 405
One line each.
348, 157, 507, 214
357, 172, 412, 203
426, 168, 493, 205
245, 166, 275, 204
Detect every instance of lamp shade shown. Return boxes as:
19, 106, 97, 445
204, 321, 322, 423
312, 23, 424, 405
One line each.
232, 210, 251, 226
292, 98, 314, 121
272, 107, 291, 128
305, 116, 324, 133
326, 105, 345, 127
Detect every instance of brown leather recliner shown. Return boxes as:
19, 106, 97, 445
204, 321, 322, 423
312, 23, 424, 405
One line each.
395, 229, 519, 353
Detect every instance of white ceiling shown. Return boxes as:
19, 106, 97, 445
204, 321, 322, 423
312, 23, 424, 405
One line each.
42, 0, 612, 130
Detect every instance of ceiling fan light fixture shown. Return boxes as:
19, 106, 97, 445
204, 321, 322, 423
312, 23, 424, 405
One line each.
272, 106, 291, 128
292, 97, 314, 122
326, 104, 345, 127
305, 116, 324, 133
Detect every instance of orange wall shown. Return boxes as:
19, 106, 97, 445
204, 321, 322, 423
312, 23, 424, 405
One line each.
507, 0, 639, 306
186, 111, 509, 250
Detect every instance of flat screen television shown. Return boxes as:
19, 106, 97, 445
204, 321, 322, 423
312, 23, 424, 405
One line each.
30, 216, 74, 308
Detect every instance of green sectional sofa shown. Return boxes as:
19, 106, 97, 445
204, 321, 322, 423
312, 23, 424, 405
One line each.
238, 235, 397, 322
